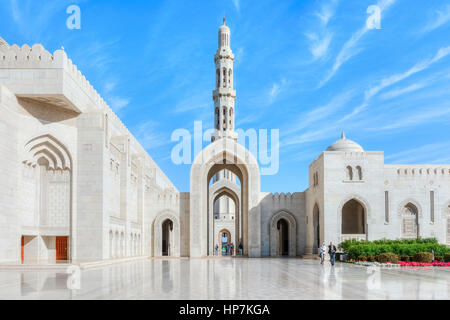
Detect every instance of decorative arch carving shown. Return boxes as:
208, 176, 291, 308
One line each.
24, 134, 72, 170
397, 199, 423, 218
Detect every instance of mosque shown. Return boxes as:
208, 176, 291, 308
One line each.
0, 21, 449, 263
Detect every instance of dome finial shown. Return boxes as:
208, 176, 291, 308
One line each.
223, 16, 226, 25
341, 131, 346, 140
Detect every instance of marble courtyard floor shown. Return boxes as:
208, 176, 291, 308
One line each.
0, 258, 449, 300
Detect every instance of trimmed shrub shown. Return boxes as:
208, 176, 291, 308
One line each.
445, 253, 450, 263
368, 256, 375, 262
358, 255, 367, 262
413, 252, 433, 263
376, 253, 399, 264
435, 256, 444, 262
401, 256, 411, 262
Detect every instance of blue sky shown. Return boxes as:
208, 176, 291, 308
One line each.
1, 0, 450, 192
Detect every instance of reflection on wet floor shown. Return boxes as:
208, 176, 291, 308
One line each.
0, 258, 449, 300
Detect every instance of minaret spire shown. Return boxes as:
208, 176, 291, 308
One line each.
212, 18, 238, 142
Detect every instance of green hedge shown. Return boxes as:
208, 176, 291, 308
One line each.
340, 238, 450, 260
339, 238, 439, 251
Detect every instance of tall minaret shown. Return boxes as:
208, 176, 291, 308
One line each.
212, 18, 238, 142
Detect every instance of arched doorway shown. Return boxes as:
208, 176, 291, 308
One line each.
162, 219, 173, 256
402, 202, 419, 238
218, 229, 232, 255
190, 139, 261, 257
269, 210, 297, 257
342, 199, 366, 235
277, 219, 289, 256
153, 211, 181, 257
313, 204, 320, 254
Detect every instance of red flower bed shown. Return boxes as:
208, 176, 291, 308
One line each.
399, 261, 450, 267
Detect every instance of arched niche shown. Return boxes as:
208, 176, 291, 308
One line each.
153, 211, 180, 257
269, 210, 297, 257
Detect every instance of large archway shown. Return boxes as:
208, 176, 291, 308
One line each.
209, 179, 241, 255
341, 199, 367, 238
153, 211, 180, 257
269, 210, 297, 257
190, 138, 261, 257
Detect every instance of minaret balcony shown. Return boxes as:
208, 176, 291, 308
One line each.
212, 88, 236, 99
214, 51, 234, 62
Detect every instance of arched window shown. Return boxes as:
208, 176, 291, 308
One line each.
228, 69, 232, 86
223, 107, 228, 129
216, 69, 220, 88
223, 68, 227, 87
356, 166, 363, 180
276, 219, 289, 256
402, 203, 419, 238
346, 166, 353, 180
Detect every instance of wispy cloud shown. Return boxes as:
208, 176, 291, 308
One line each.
268, 78, 287, 104
172, 93, 210, 115
320, 0, 396, 87
232, 0, 240, 13
283, 89, 354, 137
423, 4, 450, 33
375, 104, 450, 131
340, 45, 450, 121
9, 0, 20, 24
131, 120, 168, 151
102, 79, 130, 112
304, 1, 337, 61
305, 32, 333, 61
386, 141, 450, 164
379, 82, 426, 100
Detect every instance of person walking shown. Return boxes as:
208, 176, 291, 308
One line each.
215, 244, 219, 256
328, 242, 337, 266
320, 242, 327, 265
230, 243, 234, 256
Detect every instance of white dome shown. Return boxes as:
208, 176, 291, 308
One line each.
326, 132, 364, 152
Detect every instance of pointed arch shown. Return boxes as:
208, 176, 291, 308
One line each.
313, 203, 320, 254
269, 210, 297, 257
398, 200, 421, 239
338, 195, 370, 241
190, 138, 261, 257
153, 210, 180, 257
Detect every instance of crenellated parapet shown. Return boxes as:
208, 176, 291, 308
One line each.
385, 165, 450, 178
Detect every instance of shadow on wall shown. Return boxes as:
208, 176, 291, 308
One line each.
18, 98, 79, 125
